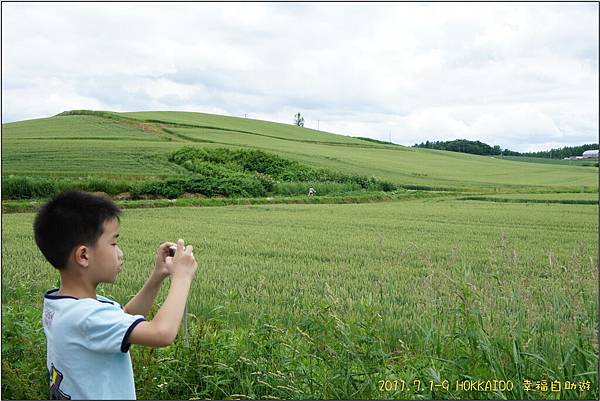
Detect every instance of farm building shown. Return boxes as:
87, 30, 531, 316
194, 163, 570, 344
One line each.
563, 149, 598, 160
582, 149, 599, 159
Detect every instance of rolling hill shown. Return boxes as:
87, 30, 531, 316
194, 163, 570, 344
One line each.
2, 110, 598, 192
2, 110, 598, 399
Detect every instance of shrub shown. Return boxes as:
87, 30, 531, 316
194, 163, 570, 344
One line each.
2, 176, 55, 199
168, 147, 396, 195
2, 148, 397, 201
272, 181, 363, 196
1, 176, 130, 200
216, 173, 267, 197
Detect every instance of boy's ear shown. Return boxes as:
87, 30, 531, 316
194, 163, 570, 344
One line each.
73, 245, 90, 268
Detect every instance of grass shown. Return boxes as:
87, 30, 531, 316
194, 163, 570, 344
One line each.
2, 114, 169, 141
1, 190, 446, 213
123, 110, 374, 145
2, 110, 597, 191
1, 199, 598, 399
155, 126, 599, 189
1, 139, 187, 177
498, 156, 598, 167
2, 146, 399, 200
1, 109, 598, 399
475, 193, 599, 200
458, 192, 599, 205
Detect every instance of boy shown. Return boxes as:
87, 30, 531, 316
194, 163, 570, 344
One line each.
34, 190, 198, 400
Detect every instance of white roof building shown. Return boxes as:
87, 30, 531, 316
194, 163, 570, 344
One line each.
582, 149, 599, 158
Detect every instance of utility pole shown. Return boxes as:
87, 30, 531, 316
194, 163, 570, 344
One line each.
389, 129, 392, 144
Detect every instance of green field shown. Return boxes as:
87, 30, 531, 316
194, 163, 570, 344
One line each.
477, 193, 599, 200
498, 155, 599, 167
2, 110, 597, 190
459, 192, 599, 206
1, 110, 598, 400
2, 199, 598, 399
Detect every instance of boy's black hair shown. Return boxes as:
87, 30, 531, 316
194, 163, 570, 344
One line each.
33, 190, 122, 270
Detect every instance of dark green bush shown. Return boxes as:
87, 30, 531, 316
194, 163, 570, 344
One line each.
2, 148, 396, 201
130, 174, 267, 199
1, 176, 130, 200
378, 180, 397, 192
168, 147, 397, 195
2, 176, 56, 199
216, 173, 267, 197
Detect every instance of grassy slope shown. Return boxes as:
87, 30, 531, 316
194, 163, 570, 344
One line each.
2, 115, 186, 178
499, 155, 598, 166
471, 192, 599, 201
124, 111, 371, 145
2, 110, 598, 191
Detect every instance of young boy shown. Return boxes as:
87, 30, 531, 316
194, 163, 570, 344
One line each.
34, 190, 198, 400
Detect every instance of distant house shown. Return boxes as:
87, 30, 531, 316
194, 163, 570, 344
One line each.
564, 149, 598, 160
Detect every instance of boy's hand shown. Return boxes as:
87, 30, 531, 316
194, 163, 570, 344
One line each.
129, 239, 199, 348
165, 239, 198, 279
153, 242, 177, 281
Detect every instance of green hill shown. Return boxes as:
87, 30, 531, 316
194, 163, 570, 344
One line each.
2, 110, 598, 399
2, 110, 597, 194
497, 155, 598, 167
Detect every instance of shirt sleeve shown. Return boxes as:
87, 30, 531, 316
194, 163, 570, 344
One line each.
80, 302, 145, 353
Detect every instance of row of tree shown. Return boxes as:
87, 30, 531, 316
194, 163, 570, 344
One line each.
413, 139, 598, 159
413, 139, 502, 155
515, 144, 598, 159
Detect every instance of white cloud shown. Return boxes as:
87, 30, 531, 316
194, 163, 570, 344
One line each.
1, 2, 597, 151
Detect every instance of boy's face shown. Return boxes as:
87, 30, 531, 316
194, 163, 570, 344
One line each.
88, 218, 124, 284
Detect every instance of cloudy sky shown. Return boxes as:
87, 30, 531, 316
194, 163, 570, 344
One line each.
2, 2, 598, 152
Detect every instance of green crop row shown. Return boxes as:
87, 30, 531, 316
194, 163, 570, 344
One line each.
2, 199, 597, 399
459, 196, 598, 205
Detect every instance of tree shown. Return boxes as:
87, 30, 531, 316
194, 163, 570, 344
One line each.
294, 113, 304, 127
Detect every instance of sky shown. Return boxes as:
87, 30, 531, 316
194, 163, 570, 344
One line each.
2, 2, 598, 152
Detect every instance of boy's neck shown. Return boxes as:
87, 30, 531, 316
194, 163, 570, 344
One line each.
58, 272, 97, 299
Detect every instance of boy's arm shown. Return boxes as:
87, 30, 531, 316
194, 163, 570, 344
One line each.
128, 240, 197, 347
122, 274, 164, 317
123, 242, 174, 317
128, 274, 193, 347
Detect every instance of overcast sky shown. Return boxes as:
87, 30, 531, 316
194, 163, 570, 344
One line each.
2, 2, 598, 152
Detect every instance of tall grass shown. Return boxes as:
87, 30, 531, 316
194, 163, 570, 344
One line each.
2, 176, 131, 199
272, 181, 364, 196
2, 200, 597, 399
